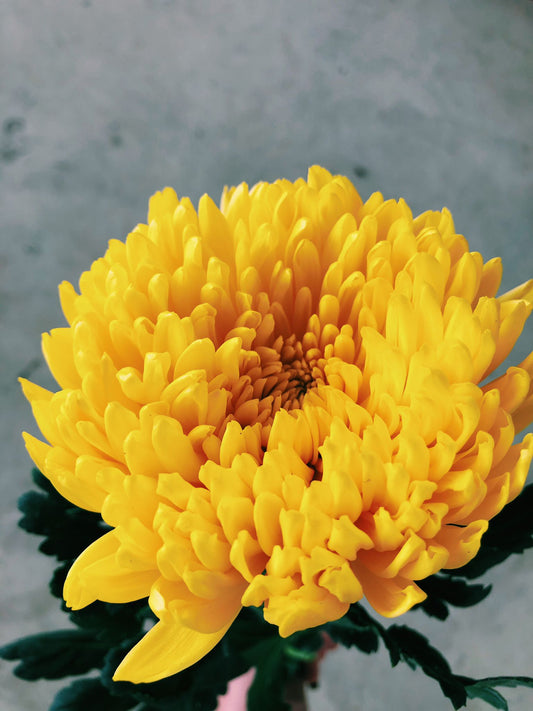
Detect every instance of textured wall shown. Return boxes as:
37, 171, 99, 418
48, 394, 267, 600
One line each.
1, 1, 532, 709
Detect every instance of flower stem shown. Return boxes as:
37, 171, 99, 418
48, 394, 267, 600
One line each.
284, 676, 308, 711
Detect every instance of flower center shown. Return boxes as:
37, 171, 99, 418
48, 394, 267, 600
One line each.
274, 335, 322, 409
230, 333, 326, 433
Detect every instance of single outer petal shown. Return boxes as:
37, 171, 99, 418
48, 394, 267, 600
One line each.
113, 617, 238, 683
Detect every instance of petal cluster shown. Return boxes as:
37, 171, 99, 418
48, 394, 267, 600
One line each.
22, 167, 533, 683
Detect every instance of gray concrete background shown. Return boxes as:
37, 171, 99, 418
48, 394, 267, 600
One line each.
1, 1, 532, 709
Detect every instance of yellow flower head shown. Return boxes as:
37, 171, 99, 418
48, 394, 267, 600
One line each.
22, 167, 533, 683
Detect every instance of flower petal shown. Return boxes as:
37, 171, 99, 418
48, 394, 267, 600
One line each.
113, 618, 235, 683
64, 530, 158, 609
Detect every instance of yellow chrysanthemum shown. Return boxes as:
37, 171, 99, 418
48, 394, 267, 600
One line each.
22, 167, 533, 684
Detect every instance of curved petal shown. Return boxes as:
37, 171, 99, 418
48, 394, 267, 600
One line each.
498, 278, 533, 304
64, 530, 157, 609
354, 564, 426, 617
23, 433, 106, 512
113, 617, 236, 683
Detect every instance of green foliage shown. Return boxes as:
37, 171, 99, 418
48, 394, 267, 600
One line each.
67, 600, 151, 646
330, 609, 533, 711
416, 575, 492, 620
0, 630, 108, 680
326, 605, 380, 654
464, 683, 508, 710
49, 679, 138, 711
384, 626, 467, 709
462, 677, 533, 711
243, 637, 290, 711
329, 605, 469, 707
4, 469, 533, 710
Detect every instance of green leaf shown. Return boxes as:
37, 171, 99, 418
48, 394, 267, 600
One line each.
346, 604, 401, 666
30, 468, 59, 496
50, 562, 71, 599
326, 615, 380, 654
67, 600, 150, 645
18, 490, 60, 534
459, 676, 533, 710
385, 626, 467, 709
284, 629, 323, 663
50, 678, 137, 711
18, 474, 108, 562
38, 509, 108, 561
415, 595, 450, 620
464, 683, 508, 710
226, 606, 278, 651
484, 484, 533, 547
0, 629, 107, 680
245, 637, 290, 711
416, 575, 492, 619
467, 676, 533, 691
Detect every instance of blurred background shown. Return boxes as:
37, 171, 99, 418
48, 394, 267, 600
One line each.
1, 1, 532, 709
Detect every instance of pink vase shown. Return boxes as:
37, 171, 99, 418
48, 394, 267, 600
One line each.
216, 668, 255, 711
